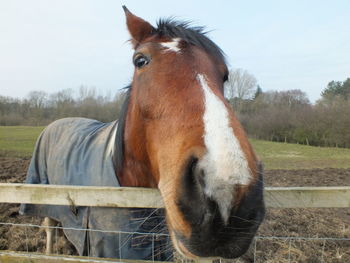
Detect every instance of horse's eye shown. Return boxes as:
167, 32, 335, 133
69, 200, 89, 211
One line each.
223, 73, 228, 82
133, 55, 150, 68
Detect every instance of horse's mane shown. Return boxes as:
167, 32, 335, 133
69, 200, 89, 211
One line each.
115, 19, 226, 176
115, 86, 131, 176
156, 18, 226, 65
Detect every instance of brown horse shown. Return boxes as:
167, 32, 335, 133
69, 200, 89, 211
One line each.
119, 7, 265, 259
22, 6, 264, 260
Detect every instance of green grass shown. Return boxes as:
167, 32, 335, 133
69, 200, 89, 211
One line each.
0, 126, 45, 157
1, 126, 350, 169
251, 139, 350, 170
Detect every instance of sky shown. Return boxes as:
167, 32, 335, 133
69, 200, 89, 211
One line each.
0, 0, 349, 103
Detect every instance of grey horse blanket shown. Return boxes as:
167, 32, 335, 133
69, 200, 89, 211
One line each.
20, 117, 172, 260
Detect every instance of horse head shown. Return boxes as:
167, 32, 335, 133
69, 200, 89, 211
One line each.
118, 7, 265, 259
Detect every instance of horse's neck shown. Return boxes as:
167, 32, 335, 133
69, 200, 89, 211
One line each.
118, 112, 157, 188
119, 157, 157, 187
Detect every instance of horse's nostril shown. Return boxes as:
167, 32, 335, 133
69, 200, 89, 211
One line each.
183, 156, 207, 190
189, 157, 197, 174
183, 156, 198, 186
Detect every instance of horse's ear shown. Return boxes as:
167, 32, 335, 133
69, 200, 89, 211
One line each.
123, 6, 155, 48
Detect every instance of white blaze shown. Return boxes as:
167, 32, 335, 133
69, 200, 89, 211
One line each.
161, 38, 181, 52
197, 74, 251, 223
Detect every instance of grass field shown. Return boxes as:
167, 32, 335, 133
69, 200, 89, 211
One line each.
0, 126, 45, 158
251, 138, 350, 169
1, 126, 350, 169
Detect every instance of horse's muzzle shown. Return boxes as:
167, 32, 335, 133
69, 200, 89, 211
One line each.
175, 158, 265, 259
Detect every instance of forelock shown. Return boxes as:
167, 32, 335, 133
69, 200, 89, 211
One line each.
155, 18, 226, 65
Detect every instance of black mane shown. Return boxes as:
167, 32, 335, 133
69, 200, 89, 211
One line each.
156, 19, 226, 65
115, 87, 131, 176
115, 19, 226, 177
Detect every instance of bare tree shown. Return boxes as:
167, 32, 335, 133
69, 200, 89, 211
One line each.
224, 68, 257, 100
50, 89, 75, 118
27, 91, 48, 109
26, 91, 49, 124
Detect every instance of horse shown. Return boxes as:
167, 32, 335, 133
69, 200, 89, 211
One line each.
20, 6, 265, 260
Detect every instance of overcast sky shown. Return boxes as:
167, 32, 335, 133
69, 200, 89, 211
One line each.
0, 0, 349, 103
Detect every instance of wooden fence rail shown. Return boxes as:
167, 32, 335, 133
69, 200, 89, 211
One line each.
0, 250, 170, 263
1, 183, 350, 263
1, 183, 350, 208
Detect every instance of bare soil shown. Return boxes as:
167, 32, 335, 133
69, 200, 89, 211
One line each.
0, 157, 349, 262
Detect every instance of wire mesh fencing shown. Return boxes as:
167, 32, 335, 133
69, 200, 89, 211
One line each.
1, 221, 350, 263
252, 236, 350, 263
0, 221, 173, 262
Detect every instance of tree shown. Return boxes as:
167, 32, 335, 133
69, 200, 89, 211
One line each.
26, 91, 49, 124
224, 68, 257, 100
50, 89, 75, 118
27, 91, 48, 109
253, 85, 263, 100
321, 78, 350, 100
224, 68, 257, 113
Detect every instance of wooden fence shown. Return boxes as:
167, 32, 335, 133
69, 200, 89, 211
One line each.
1, 183, 350, 208
0, 183, 350, 263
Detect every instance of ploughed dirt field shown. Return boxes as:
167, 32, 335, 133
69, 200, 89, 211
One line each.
0, 157, 350, 262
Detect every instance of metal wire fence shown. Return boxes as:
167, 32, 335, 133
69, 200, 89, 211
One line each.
1, 221, 350, 263
0, 221, 173, 262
